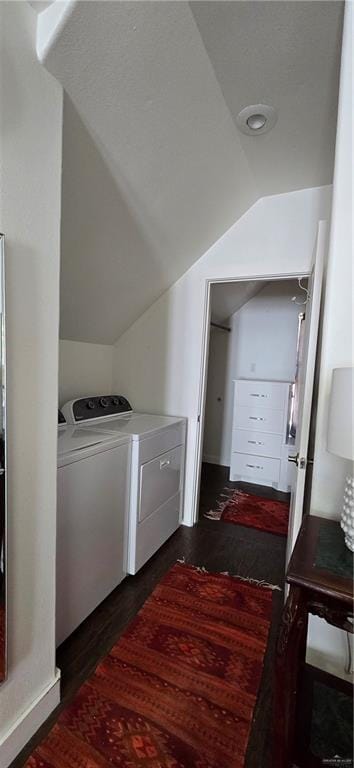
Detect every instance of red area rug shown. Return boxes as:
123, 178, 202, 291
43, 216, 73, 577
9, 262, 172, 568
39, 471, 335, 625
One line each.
26, 562, 273, 768
205, 489, 290, 536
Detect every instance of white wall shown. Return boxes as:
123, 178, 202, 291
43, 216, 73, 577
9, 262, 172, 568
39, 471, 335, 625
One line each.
59, 340, 114, 407
310, 2, 353, 520
0, 3, 63, 764
113, 186, 331, 527
203, 327, 231, 465
307, 1, 353, 681
231, 281, 301, 381
204, 280, 301, 466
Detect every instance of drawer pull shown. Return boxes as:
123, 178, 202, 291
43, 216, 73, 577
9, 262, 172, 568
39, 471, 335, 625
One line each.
250, 393, 268, 398
160, 459, 171, 469
246, 463, 263, 470
249, 416, 265, 421
247, 440, 265, 445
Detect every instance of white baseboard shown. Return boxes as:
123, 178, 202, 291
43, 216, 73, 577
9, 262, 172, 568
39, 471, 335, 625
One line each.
1, 669, 61, 768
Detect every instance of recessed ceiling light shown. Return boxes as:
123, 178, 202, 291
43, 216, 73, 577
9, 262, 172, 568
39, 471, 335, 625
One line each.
237, 104, 277, 136
246, 114, 267, 131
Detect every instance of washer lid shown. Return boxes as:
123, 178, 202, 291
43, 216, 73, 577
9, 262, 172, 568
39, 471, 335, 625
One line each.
90, 413, 184, 438
57, 426, 129, 456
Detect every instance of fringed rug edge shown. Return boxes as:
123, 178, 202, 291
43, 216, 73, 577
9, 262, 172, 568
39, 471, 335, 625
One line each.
176, 558, 281, 591
204, 486, 245, 521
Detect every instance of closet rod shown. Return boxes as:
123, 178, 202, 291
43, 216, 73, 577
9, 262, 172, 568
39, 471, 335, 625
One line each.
210, 321, 231, 333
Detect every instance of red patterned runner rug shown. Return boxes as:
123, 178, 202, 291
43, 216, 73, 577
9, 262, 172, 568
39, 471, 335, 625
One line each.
205, 488, 290, 536
26, 562, 274, 768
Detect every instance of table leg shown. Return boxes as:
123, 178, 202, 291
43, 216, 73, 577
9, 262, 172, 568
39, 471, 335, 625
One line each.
273, 585, 307, 768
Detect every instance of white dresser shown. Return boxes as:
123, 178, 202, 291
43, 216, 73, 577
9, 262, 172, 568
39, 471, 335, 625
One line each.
230, 379, 293, 491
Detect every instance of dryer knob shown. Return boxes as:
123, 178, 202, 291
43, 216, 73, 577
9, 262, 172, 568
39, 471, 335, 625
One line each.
100, 397, 109, 408
87, 400, 95, 409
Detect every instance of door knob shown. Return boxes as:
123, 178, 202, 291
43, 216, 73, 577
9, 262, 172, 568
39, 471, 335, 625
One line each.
288, 453, 306, 469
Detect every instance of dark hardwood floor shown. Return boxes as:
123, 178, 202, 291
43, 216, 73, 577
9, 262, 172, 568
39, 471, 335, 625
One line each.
198, 461, 290, 518
11, 464, 287, 768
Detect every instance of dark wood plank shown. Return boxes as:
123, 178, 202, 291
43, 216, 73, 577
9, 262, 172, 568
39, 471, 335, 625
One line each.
287, 515, 353, 605
10, 464, 286, 768
274, 585, 309, 768
198, 462, 290, 519
295, 663, 354, 768
274, 513, 354, 768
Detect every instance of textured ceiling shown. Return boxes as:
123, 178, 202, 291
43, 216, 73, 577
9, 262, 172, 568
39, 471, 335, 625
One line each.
37, 1, 342, 344
191, 1, 343, 196
211, 281, 267, 325
28, 1, 54, 12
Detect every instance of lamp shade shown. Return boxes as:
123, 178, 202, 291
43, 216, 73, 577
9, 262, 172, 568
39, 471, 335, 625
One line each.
327, 367, 354, 460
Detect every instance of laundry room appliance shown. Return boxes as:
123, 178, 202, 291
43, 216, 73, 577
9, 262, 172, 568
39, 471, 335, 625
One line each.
56, 415, 131, 646
62, 396, 186, 575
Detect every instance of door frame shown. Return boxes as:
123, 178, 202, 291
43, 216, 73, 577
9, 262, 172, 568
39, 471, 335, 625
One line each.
191, 271, 311, 526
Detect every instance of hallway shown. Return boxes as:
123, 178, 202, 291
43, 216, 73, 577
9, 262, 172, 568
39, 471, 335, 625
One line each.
12, 468, 285, 768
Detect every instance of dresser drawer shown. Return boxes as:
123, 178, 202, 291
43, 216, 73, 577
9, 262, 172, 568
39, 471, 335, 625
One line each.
233, 405, 284, 434
234, 380, 289, 411
232, 428, 282, 458
230, 452, 280, 484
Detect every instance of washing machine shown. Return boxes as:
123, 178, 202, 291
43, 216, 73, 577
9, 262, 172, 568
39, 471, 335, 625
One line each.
56, 410, 131, 645
62, 396, 186, 575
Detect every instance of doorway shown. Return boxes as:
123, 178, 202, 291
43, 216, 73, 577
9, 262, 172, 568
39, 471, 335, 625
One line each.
197, 276, 310, 546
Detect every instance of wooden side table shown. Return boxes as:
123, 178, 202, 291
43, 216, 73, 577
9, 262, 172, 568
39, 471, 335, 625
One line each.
274, 515, 354, 768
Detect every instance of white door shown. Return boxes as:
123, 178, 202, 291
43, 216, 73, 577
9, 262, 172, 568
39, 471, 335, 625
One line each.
286, 220, 328, 565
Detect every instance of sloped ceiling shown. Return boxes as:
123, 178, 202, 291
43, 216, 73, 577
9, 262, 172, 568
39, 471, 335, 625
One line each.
211, 281, 267, 325
190, 1, 342, 196
28, 1, 54, 11
36, 0, 342, 344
